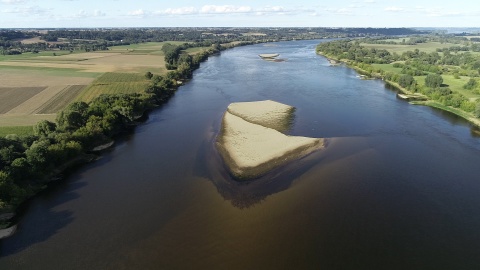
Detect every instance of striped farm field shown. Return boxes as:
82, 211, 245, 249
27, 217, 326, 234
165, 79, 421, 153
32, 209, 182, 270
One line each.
0, 42, 173, 128
75, 72, 150, 102
0, 87, 47, 113
91, 72, 146, 83
36, 85, 87, 114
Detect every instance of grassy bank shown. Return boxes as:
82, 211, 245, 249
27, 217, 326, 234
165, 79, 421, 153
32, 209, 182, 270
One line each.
411, 100, 480, 127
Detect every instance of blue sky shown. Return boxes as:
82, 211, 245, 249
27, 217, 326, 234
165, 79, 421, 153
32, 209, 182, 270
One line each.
0, 0, 479, 28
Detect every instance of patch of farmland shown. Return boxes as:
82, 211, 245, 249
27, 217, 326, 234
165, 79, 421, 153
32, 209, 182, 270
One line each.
0, 87, 46, 114
36, 85, 87, 114
74, 72, 150, 102
0, 61, 113, 74
76, 81, 149, 102
0, 114, 56, 127
0, 69, 97, 87
7, 85, 67, 114
94, 72, 147, 83
0, 126, 34, 137
81, 54, 166, 73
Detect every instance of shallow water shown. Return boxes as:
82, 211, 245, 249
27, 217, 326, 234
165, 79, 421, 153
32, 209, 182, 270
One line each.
1, 40, 480, 269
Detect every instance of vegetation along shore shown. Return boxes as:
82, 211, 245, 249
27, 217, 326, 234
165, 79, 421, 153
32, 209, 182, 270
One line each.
316, 34, 480, 127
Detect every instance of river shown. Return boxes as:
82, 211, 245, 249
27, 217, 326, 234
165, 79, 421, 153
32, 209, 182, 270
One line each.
1, 40, 480, 269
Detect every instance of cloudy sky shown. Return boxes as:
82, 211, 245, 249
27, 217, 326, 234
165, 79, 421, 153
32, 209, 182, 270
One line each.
0, 0, 479, 28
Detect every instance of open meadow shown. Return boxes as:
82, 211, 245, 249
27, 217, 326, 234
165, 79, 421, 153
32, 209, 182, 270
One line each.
0, 42, 190, 135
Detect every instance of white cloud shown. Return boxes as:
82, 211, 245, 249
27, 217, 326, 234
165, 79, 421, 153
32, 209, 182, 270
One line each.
128, 9, 146, 16
73, 9, 106, 18
1, 0, 25, 4
93, 10, 106, 17
199, 5, 252, 14
1, 5, 48, 16
325, 7, 353, 15
385, 6, 405, 12
156, 6, 197, 15
259, 6, 285, 12
151, 5, 312, 17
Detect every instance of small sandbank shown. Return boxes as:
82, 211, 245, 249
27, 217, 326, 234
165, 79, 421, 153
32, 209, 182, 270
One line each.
259, 53, 280, 59
397, 93, 427, 101
0, 225, 17, 239
217, 100, 324, 179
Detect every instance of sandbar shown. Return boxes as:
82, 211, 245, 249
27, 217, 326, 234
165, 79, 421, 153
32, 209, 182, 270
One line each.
259, 53, 280, 59
227, 100, 294, 132
217, 100, 324, 179
0, 225, 17, 239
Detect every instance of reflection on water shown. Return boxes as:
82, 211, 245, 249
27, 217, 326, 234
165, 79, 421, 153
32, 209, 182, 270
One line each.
201, 137, 329, 209
2, 40, 480, 269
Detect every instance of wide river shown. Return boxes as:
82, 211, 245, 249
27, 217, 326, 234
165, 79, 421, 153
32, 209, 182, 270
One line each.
1, 40, 480, 269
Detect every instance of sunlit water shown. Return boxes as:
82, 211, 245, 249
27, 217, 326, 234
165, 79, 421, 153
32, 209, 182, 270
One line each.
1, 40, 480, 269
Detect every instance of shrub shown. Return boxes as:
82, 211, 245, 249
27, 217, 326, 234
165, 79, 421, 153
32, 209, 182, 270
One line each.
463, 78, 477, 90
425, 74, 443, 88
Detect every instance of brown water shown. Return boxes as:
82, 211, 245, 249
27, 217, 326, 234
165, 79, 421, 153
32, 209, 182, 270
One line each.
1, 40, 480, 269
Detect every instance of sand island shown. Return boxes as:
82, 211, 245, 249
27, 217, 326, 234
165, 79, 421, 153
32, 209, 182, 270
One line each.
216, 100, 324, 179
258, 53, 280, 59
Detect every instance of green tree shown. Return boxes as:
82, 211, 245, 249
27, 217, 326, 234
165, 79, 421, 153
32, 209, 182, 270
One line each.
475, 103, 480, 118
25, 139, 51, 172
425, 74, 443, 88
463, 78, 477, 90
34, 120, 57, 137
398, 74, 415, 88
145, 71, 153, 80
57, 101, 89, 131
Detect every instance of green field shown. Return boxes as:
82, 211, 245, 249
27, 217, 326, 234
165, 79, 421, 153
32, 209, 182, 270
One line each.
108, 41, 186, 53
0, 65, 101, 78
75, 72, 150, 102
362, 42, 459, 54
185, 47, 211, 55
412, 74, 478, 101
0, 50, 77, 62
372, 64, 402, 74
0, 126, 34, 137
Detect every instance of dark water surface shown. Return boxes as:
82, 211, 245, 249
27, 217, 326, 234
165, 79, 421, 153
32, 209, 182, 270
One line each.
1, 40, 480, 269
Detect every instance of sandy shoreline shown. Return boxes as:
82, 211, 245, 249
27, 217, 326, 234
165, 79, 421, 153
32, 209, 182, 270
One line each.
0, 225, 17, 239
217, 100, 324, 179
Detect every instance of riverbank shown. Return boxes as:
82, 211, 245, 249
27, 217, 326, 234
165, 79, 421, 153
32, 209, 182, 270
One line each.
0, 41, 259, 235
317, 52, 480, 128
